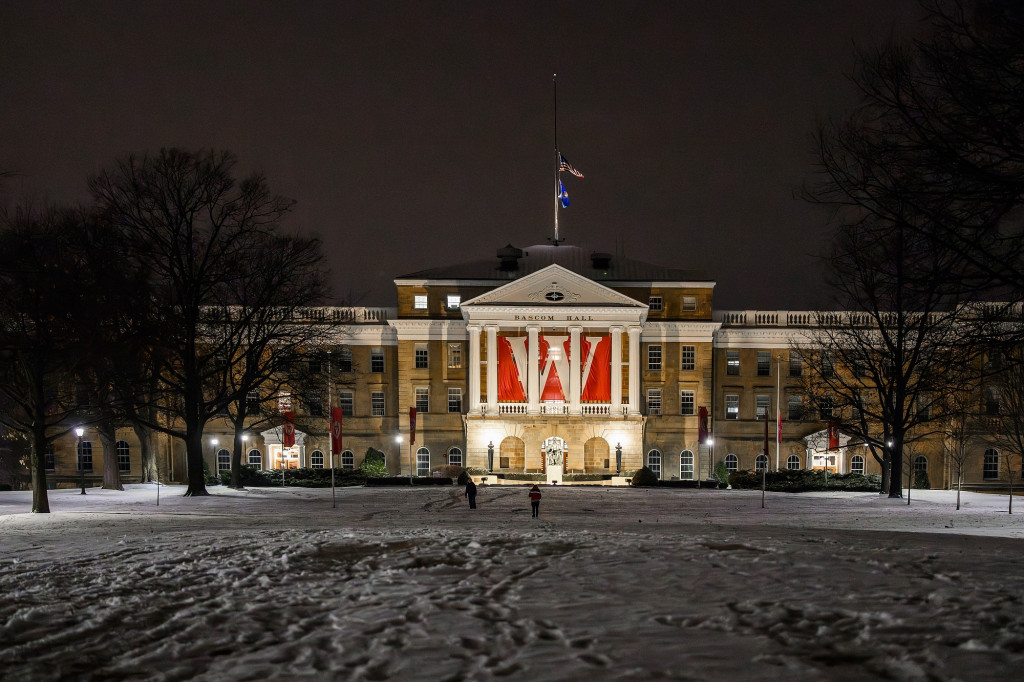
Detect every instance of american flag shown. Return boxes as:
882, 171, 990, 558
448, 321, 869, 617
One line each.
558, 153, 584, 178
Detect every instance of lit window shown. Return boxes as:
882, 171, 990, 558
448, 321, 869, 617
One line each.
448, 388, 462, 413
726, 350, 739, 375
725, 454, 738, 472
680, 450, 694, 480
756, 395, 770, 420
789, 352, 802, 377
311, 450, 325, 468
647, 449, 661, 477
682, 296, 697, 312
755, 454, 768, 471
341, 450, 354, 469
247, 390, 260, 406
417, 447, 430, 475
648, 296, 663, 311
248, 449, 262, 469
788, 455, 802, 470
116, 440, 131, 472
680, 390, 695, 416
338, 391, 354, 417
77, 441, 93, 472
725, 394, 739, 420
648, 345, 662, 371
415, 344, 428, 369
371, 391, 385, 417
850, 455, 865, 474
647, 389, 662, 416
447, 295, 461, 309
277, 393, 292, 412
371, 349, 385, 373
414, 294, 427, 310
415, 387, 429, 413
448, 447, 463, 467
447, 343, 462, 369
757, 351, 771, 376
680, 345, 695, 371
217, 448, 230, 473
338, 347, 353, 372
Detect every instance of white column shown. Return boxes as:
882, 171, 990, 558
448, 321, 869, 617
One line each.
627, 326, 642, 416
468, 325, 481, 413
486, 325, 498, 414
610, 326, 623, 416
527, 325, 540, 415
569, 326, 582, 415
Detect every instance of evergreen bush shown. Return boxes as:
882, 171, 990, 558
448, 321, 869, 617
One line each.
630, 466, 659, 487
359, 448, 388, 478
913, 468, 931, 489
713, 461, 730, 485
727, 468, 881, 492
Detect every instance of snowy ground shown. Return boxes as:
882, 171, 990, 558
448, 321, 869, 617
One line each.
2, 484, 1023, 681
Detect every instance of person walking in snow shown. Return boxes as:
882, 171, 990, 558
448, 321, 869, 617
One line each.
529, 484, 542, 518
464, 478, 477, 509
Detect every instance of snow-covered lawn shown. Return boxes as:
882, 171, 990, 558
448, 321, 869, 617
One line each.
2, 484, 1023, 680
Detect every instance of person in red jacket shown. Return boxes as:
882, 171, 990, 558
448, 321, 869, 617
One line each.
529, 485, 542, 518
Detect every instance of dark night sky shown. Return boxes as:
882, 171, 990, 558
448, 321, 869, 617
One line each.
1, 1, 925, 310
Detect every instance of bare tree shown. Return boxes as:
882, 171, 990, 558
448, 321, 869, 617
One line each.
989, 349, 1024, 514
944, 381, 979, 511
90, 148, 327, 496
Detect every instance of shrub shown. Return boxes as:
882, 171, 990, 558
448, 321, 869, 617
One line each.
563, 473, 610, 482
913, 468, 931, 489
234, 465, 367, 487
630, 466, 659, 487
727, 468, 881, 492
360, 448, 388, 478
713, 461, 730, 485
202, 460, 220, 486
434, 465, 464, 481
456, 469, 470, 485
499, 473, 546, 481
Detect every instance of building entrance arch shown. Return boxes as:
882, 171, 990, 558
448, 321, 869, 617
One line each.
542, 436, 566, 484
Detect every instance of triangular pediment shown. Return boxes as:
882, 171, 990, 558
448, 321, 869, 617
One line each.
804, 428, 852, 451
464, 264, 644, 308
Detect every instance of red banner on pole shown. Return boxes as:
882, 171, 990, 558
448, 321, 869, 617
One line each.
330, 407, 344, 455
409, 407, 417, 446
827, 419, 839, 451
283, 411, 295, 447
698, 407, 709, 444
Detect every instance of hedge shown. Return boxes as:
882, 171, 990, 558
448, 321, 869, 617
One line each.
728, 468, 882, 492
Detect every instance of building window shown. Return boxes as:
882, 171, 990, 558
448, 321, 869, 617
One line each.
338, 347, 353, 372
341, 450, 354, 469
77, 441, 93, 472
217, 448, 231, 473
680, 450, 694, 480
917, 393, 932, 420
417, 447, 430, 476
984, 449, 1000, 479
415, 344, 429, 369
415, 387, 429, 413
447, 294, 461, 309
757, 351, 771, 376
448, 447, 463, 467
680, 390, 695, 416
647, 449, 661, 478
681, 296, 697, 312
371, 349, 385, 373
646, 388, 662, 416
447, 343, 462, 369
371, 391, 385, 417
247, 389, 260, 408
788, 395, 803, 421
44, 445, 55, 472
725, 454, 738, 472
648, 345, 662, 371
680, 345, 695, 371
756, 395, 770, 420
789, 352, 802, 377
914, 455, 928, 473
648, 296, 663, 311
819, 396, 834, 420
277, 393, 292, 412
850, 455, 864, 474
726, 350, 739, 375
821, 353, 835, 378
755, 454, 768, 471
414, 294, 427, 310
116, 440, 131, 472
311, 450, 325, 468
448, 387, 462, 413
338, 391, 354, 417
306, 390, 323, 417
787, 455, 801, 470
725, 394, 739, 420
248, 449, 262, 469
986, 388, 1001, 416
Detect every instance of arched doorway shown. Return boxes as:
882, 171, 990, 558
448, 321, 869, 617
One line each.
500, 437, 525, 471
584, 438, 610, 472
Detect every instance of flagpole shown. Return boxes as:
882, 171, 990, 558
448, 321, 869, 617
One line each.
553, 73, 560, 245
328, 348, 336, 509
776, 354, 782, 471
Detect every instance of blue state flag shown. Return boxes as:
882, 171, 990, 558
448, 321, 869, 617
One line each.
558, 180, 570, 208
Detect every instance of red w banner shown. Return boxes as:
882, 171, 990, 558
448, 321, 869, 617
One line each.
330, 407, 344, 455
409, 407, 417, 446
698, 407, 709, 444
827, 419, 839, 451
283, 411, 296, 447
538, 336, 567, 401
497, 337, 526, 401
580, 336, 611, 402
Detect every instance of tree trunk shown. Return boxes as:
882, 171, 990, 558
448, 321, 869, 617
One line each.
880, 453, 891, 494
183, 425, 209, 496
956, 471, 962, 511
30, 425, 50, 513
98, 421, 124, 491
229, 420, 246, 489
888, 448, 903, 498
133, 422, 156, 482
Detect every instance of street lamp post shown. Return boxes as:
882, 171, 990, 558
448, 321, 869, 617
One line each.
76, 427, 86, 495
397, 434, 406, 481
